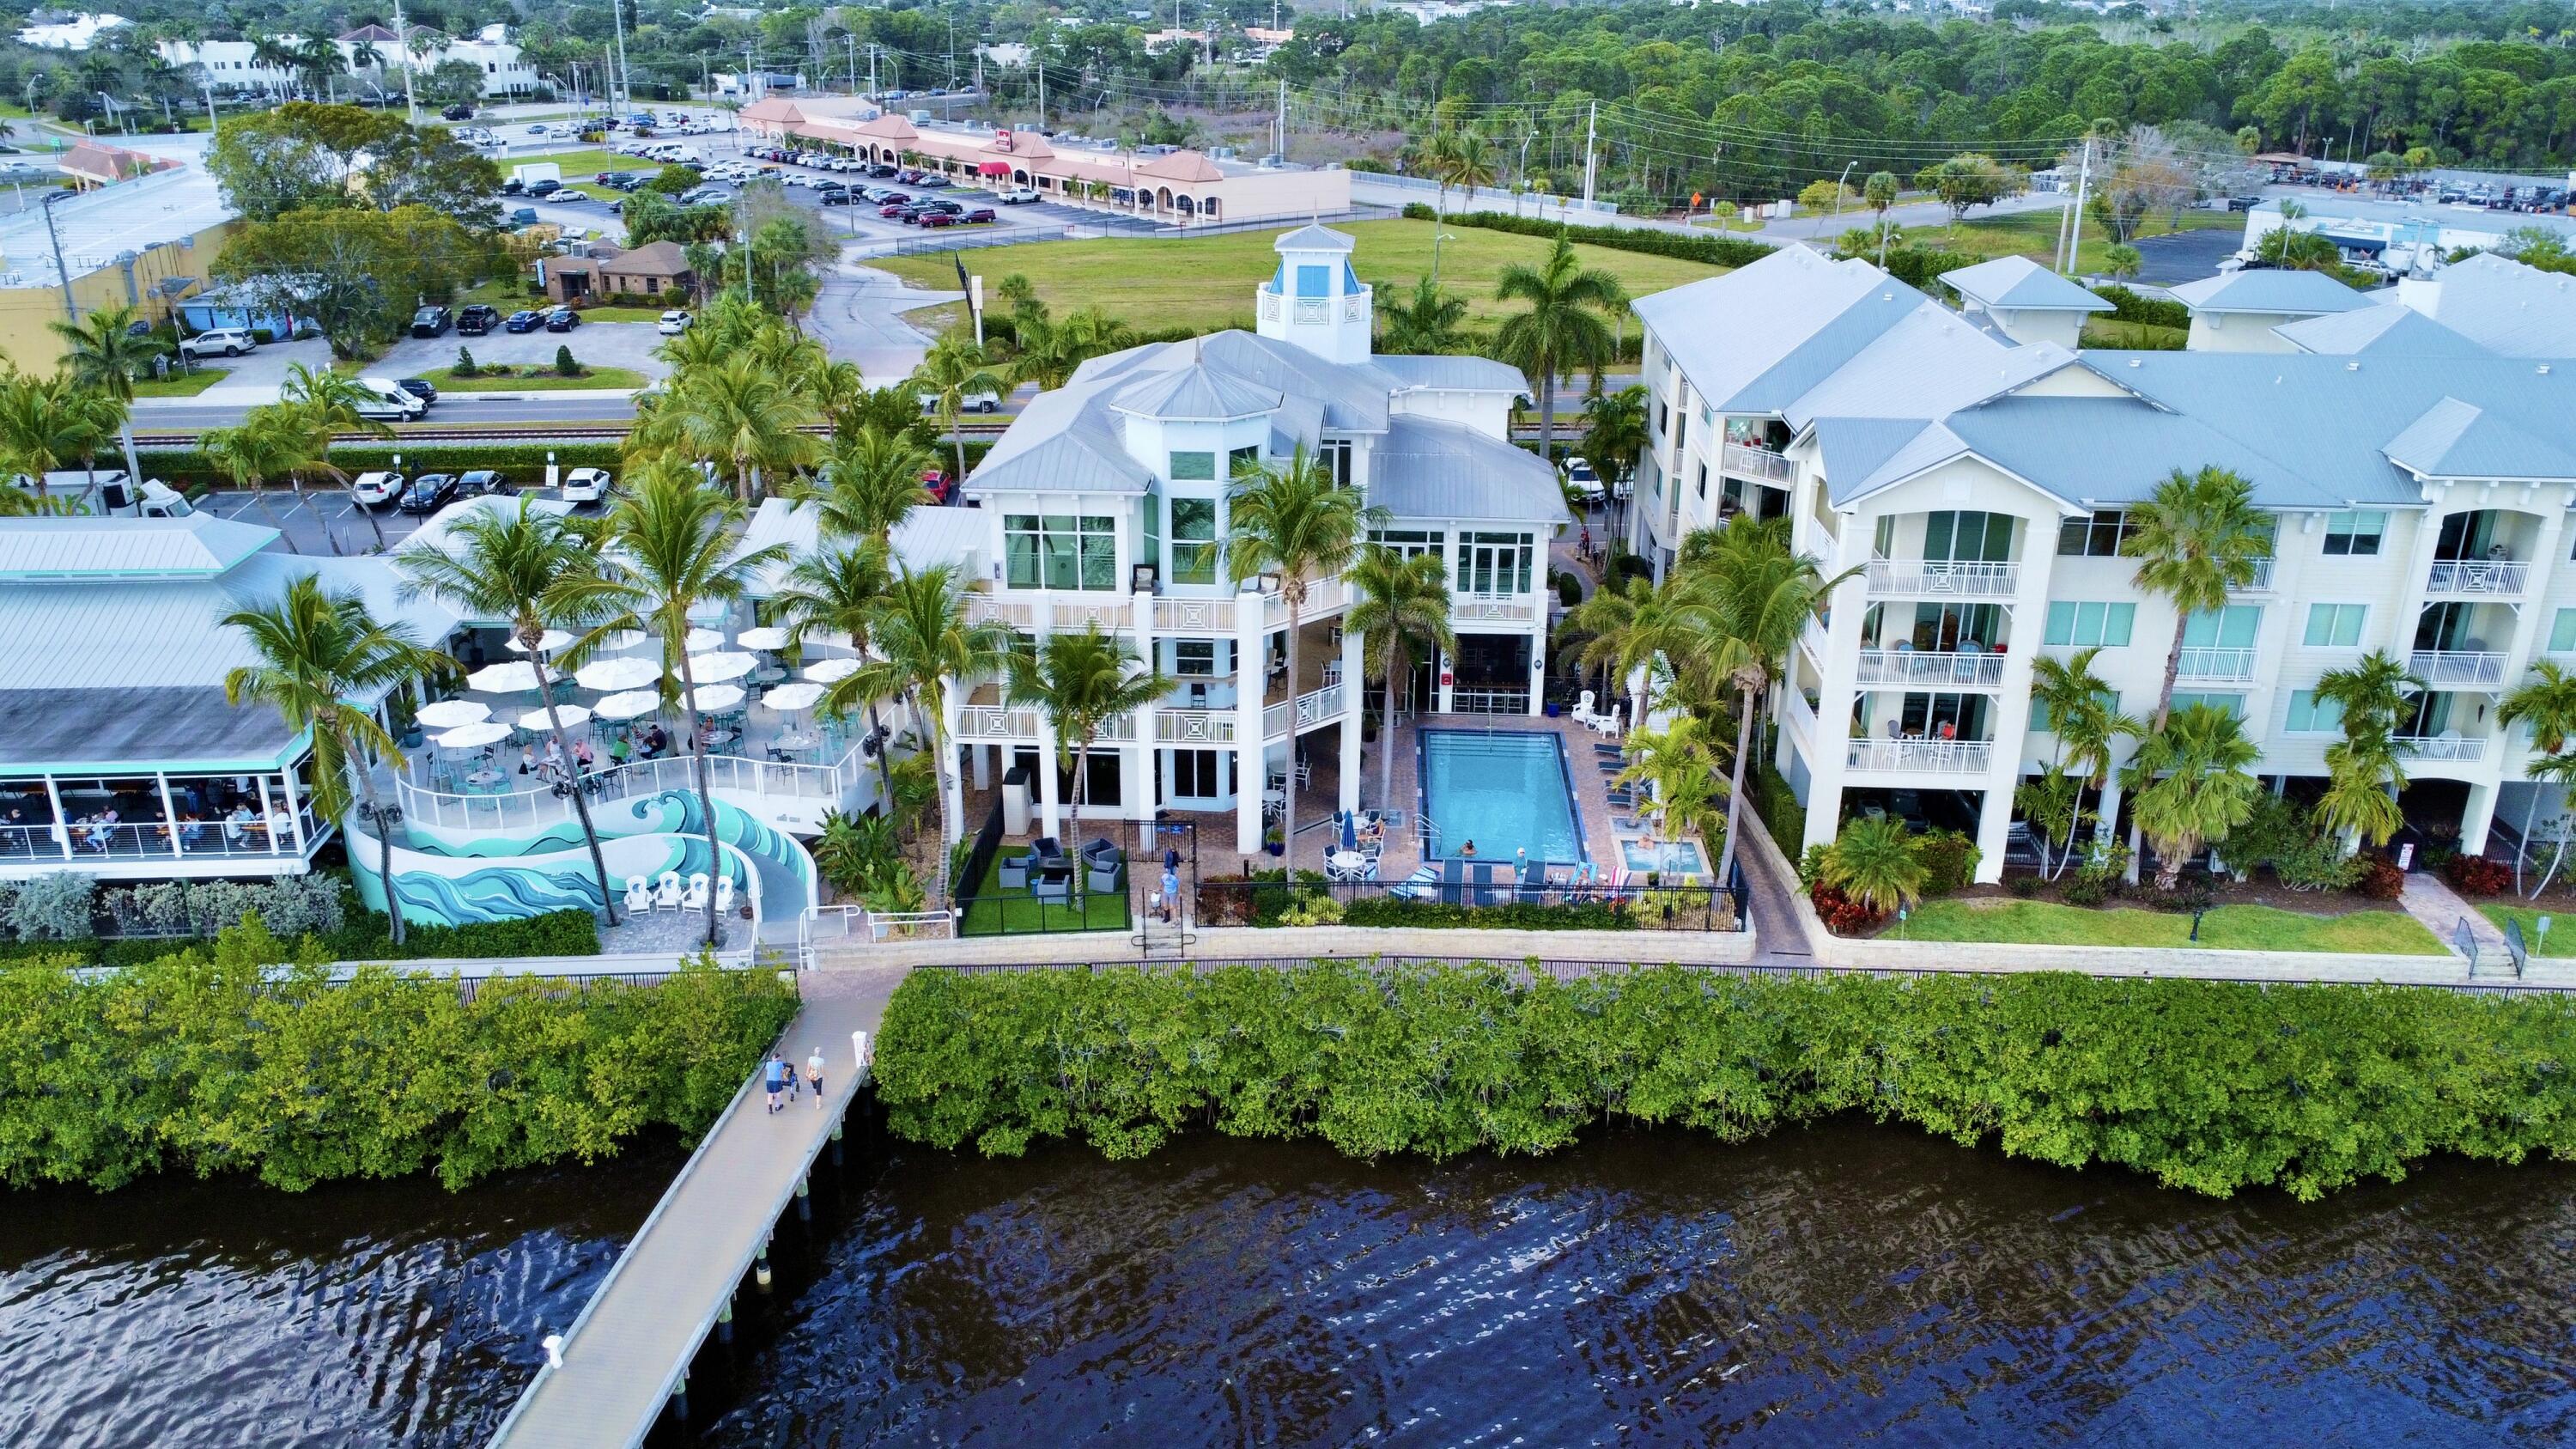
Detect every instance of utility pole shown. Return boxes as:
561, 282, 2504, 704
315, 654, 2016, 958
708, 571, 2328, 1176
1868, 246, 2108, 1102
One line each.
2060, 136, 2095, 275
868, 44, 878, 102
608, 0, 633, 115
1036, 61, 1045, 128
392, 0, 420, 124
1827, 159, 1854, 235
1275, 78, 1286, 160
40, 188, 76, 328
1581, 101, 1598, 210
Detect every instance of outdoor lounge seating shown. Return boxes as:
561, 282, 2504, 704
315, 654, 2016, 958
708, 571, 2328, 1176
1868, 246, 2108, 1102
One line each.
1081, 837, 1120, 864
999, 852, 1030, 890
681, 873, 711, 911
1031, 870, 1070, 904
653, 871, 683, 910
714, 874, 736, 915
623, 876, 653, 915
1086, 855, 1122, 894
1032, 836, 1065, 863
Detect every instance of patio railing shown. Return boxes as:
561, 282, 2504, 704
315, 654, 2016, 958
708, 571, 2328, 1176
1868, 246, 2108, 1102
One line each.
1195, 861, 1746, 932
1447, 687, 1531, 715
393, 741, 870, 835
7, 819, 313, 864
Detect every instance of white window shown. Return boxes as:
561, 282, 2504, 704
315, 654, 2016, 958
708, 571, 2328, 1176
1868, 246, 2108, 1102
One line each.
2303, 603, 2366, 648
2551, 608, 2576, 654
2284, 690, 2344, 734
2167, 692, 2245, 719
2322, 509, 2387, 557
2043, 600, 2136, 647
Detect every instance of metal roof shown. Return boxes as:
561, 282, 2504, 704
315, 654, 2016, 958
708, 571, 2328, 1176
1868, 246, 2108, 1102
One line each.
2167, 269, 2373, 316
1631, 247, 1888, 415
2381, 396, 2576, 480
1273, 222, 1356, 253
0, 686, 296, 771
2411, 252, 2576, 358
1367, 416, 1571, 525
1371, 353, 1528, 393
2272, 304, 2489, 358
0, 514, 275, 580
1940, 256, 2111, 313
1112, 362, 1281, 421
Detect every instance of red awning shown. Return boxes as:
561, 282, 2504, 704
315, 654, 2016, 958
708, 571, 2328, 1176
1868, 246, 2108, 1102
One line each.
978, 161, 1012, 176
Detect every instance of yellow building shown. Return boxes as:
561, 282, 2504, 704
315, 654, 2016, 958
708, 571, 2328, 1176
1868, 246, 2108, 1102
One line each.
0, 159, 239, 373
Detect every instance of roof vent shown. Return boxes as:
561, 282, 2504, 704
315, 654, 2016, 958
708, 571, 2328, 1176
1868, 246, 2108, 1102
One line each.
2543, 364, 2555, 374
2128, 358, 2142, 368
2346, 361, 2360, 371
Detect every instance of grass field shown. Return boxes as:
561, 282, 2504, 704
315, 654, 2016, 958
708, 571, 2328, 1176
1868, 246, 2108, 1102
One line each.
2479, 904, 2576, 955
1949, 207, 2239, 273
2080, 317, 2188, 349
957, 850, 1130, 936
422, 365, 649, 393
1893, 898, 2446, 955
132, 367, 231, 398
872, 218, 1729, 335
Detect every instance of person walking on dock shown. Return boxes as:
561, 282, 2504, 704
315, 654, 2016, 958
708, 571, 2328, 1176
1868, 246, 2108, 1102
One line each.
805, 1047, 824, 1111
763, 1052, 787, 1113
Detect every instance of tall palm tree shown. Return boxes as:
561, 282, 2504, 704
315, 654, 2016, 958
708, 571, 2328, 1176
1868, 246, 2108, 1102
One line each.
800, 356, 872, 439
1376, 276, 1469, 355
2498, 660, 2576, 894
1579, 384, 1649, 525
797, 423, 933, 545
843, 563, 1012, 902
1863, 170, 1899, 266
200, 412, 307, 550
1614, 715, 1728, 843
393, 497, 621, 925
0, 369, 94, 507
1569, 573, 1708, 728
2122, 465, 2269, 730
770, 540, 902, 809
558, 464, 790, 946
1683, 522, 1854, 884
1429, 128, 1497, 285
51, 385, 123, 514
2028, 647, 2137, 879
1418, 128, 1465, 279
1006, 624, 1173, 838
1226, 444, 1388, 855
1492, 232, 1628, 464
643, 350, 817, 501
1345, 545, 1454, 812
1012, 306, 1133, 390
50, 303, 164, 484
2313, 648, 2421, 850
2122, 702, 2263, 890
222, 576, 449, 945
910, 335, 1005, 486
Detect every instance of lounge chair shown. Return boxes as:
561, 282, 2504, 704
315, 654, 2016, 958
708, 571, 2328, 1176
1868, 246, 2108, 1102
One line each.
1439, 857, 1466, 906
1516, 861, 1547, 904
1031, 871, 1070, 904
1390, 864, 1437, 900
1086, 857, 1122, 894
1032, 836, 1066, 864
681, 873, 711, 911
999, 852, 1030, 890
623, 876, 653, 916
653, 871, 683, 910
1081, 837, 1120, 864
714, 874, 736, 916
1470, 861, 1499, 906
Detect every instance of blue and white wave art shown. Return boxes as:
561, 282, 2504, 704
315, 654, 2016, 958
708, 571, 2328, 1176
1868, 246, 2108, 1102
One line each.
346, 822, 758, 929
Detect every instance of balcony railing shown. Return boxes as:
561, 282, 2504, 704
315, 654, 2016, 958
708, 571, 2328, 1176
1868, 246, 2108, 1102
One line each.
1457, 593, 1540, 623
2176, 646, 2258, 683
1845, 738, 1995, 774
1855, 648, 2008, 688
956, 703, 1041, 742
1447, 687, 1531, 715
1721, 441, 1795, 484
2398, 734, 2488, 761
1153, 595, 1237, 634
1154, 709, 1236, 744
2409, 650, 2508, 689
2426, 560, 2530, 596
4, 819, 307, 864
2230, 559, 2275, 593
1264, 683, 1347, 739
1863, 559, 2019, 597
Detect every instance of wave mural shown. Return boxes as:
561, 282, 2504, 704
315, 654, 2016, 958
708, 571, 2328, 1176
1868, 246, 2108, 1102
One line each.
347, 823, 762, 930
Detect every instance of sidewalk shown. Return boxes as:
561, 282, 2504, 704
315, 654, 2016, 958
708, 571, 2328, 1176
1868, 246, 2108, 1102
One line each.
2398, 870, 2511, 961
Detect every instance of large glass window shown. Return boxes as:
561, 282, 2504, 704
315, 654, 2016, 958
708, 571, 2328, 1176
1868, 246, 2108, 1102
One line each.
2167, 692, 2246, 719
2552, 608, 2576, 654
2043, 600, 2136, 647
1139, 488, 1162, 579
2323, 509, 2386, 557
1296, 265, 1329, 298
1004, 514, 1118, 591
2285, 690, 2344, 734
1170, 497, 1218, 585
1229, 444, 1262, 478
1370, 528, 1444, 562
1457, 532, 1534, 594
2304, 603, 2366, 648
1923, 510, 2014, 563
2182, 605, 2263, 649
1169, 450, 1215, 481
2056, 511, 2129, 557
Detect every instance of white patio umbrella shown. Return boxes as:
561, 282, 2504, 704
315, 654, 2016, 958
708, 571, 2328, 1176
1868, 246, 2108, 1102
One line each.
684, 683, 745, 713
465, 660, 560, 692
674, 626, 726, 653
734, 625, 792, 651
434, 721, 513, 750
506, 629, 576, 654
415, 699, 490, 729
685, 650, 756, 684
593, 690, 662, 721
805, 656, 861, 684
519, 704, 592, 731
597, 629, 650, 654
763, 681, 824, 713
575, 655, 662, 692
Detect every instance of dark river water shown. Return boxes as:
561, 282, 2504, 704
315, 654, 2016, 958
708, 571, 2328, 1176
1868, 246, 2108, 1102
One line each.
7, 1121, 2576, 1447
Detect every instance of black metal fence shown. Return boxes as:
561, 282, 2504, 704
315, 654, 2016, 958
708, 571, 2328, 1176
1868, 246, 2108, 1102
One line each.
949, 789, 1136, 937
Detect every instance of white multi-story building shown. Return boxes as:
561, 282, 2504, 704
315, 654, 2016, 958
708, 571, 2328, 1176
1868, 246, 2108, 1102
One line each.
1630, 245, 2576, 882
748, 224, 1566, 855
156, 29, 536, 100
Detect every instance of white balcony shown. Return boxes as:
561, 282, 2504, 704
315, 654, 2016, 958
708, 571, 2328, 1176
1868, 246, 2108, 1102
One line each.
1864, 559, 2019, 598
2398, 733, 2488, 761
969, 589, 1133, 632
2426, 560, 2530, 596
1152, 595, 1237, 634
1154, 708, 1237, 744
2176, 647, 2257, 683
1721, 441, 1795, 484
1455, 593, 1541, 624
1263, 682, 1347, 740
1845, 738, 1995, 774
2410, 650, 2509, 689
2230, 559, 2275, 593
1855, 648, 2008, 688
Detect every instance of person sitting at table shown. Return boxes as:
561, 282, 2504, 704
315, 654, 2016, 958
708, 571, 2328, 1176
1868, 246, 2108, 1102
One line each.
517, 746, 539, 777
644, 724, 670, 758
607, 733, 633, 765
225, 804, 251, 843
574, 737, 595, 774
179, 813, 209, 849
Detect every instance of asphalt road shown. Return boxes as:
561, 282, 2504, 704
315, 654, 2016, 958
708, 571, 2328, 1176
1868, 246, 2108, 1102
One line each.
193, 484, 603, 557
136, 396, 647, 430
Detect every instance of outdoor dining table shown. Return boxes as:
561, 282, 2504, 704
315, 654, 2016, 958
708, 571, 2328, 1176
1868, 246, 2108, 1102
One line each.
1327, 849, 1367, 878
465, 769, 506, 791
772, 731, 820, 758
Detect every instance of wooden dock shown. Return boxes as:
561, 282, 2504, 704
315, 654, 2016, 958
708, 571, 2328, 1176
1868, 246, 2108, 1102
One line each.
487, 967, 905, 1449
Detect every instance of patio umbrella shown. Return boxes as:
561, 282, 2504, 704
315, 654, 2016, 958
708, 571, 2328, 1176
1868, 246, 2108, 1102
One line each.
685, 683, 745, 713
685, 650, 756, 684
1340, 813, 1358, 852
434, 721, 513, 750
800, 627, 856, 652
673, 626, 726, 653
505, 629, 576, 654
593, 689, 662, 721
465, 660, 559, 692
574, 655, 662, 692
518, 704, 592, 731
734, 625, 792, 651
415, 699, 490, 730
597, 629, 650, 654
763, 681, 824, 712
805, 656, 861, 684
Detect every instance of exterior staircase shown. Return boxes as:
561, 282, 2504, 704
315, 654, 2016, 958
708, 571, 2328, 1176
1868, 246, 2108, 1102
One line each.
1134, 902, 1192, 960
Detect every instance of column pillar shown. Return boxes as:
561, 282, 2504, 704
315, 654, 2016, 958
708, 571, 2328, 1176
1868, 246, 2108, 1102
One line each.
39, 774, 69, 859
1132, 588, 1161, 823
939, 679, 966, 843
1234, 584, 1266, 855
279, 767, 307, 854
972, 742, 993, 791
2462, 778, 2500, 857
1035, 718, 1062, 841
1338, 624, 1364, 814
155, 773, 182, 858
1523, 627, 1545, 716
2091, 773, 2123, 868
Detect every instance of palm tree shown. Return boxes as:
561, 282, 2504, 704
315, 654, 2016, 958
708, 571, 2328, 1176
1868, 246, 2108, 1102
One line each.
1227, 444, 1388, 856
1006, 624, 1173, 840
393, 497, 622, 926
50, 385, 123, 514
2122, 703, 2263, 890
1569, 574, 1708, 729
2122, 465, 2269, 730
800, 356, 871, 439
1345, 545, 1454, 811
1418, 129, 1465, 280
2312, 648, 2421, 850
1492, 233, 1628, 464
222, 576, 449, 945
2028, 647, 2136, 879
770, 540, 902, 809
1579, 385, 1649, 525
277, 364, 397, 550
200, 412, 307, 550
1376, 276, 1469, 355
844, 563, 1012, 902
1863, 169, 1899, 266
1614, 715, 1728, 843
910, 336, 1005, 485
644, 350, 817, 501
1822, 813, 1927, 915
2499, 660, 2576, 895
559, 464, 791, 946
797, 424, 933, 545
1684, 522, 1855, 885
0, 368, 88, 502
50, 303, 164, 484
1429, 127, 1497, 285
1011, 306, 1133, 390
2102, 243, 2143, 281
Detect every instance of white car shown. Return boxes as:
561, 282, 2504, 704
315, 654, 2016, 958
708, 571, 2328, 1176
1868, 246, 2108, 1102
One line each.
658, 309, 692, 335
996, 186, 1040, 204
525, 123, 553, 137
920, 388, 1002, 414
560, 466, 613, 504
179, 328, 257, 359
350, 471, 405, 508
354, 377, 427, 422
1564, 455, 1604, 502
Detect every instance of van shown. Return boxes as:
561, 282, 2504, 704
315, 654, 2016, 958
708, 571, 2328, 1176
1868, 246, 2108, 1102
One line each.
355, 377, 427, 422
136, 480, 193, 519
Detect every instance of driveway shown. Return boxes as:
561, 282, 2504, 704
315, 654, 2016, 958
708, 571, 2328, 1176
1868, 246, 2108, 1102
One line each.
810, 261, 959, 380
376, 320, 669, 381
148, 334, 338, 407
2129, 227, 2245, 286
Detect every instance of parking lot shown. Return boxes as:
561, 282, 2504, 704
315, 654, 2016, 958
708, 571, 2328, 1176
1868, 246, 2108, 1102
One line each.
192, 482, 601, 557
379, 319, 670, 382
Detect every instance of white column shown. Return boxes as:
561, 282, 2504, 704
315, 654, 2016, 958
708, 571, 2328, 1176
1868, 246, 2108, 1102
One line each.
939, 679, 966, 843
1524, 626, 1545, 716
1235, 583, 1267, 855
2462, 778, 2500, 857
1338, 622, 1363, 814
155, 772, 181, 858
41, 775, 70, 859
279, 769, 307, 853
1132, 588, 1161, 823
1036, 717, 1063, 841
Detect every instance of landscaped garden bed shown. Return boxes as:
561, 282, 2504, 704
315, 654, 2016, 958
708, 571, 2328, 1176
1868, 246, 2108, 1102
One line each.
1886, 897, 2443, 955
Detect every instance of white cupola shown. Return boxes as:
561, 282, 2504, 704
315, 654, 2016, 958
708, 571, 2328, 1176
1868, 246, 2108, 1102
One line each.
1257, 222, 1372, 365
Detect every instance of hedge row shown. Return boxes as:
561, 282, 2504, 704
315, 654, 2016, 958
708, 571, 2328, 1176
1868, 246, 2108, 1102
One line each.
0, 902, 598, 966
1407, 204, 1777, 268
2088, 282, 2192, 330
0, 920, 797, 1192
875, 960, 2576, 1200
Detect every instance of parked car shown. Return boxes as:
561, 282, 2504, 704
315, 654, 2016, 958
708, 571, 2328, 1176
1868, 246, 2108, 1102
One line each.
920, 387, 1001, 413
395, 378, 438, 405
456, 469, 508, 497
918, 211, 957, 228
410, 305, 452, 338
441, 102, 473, 120
962, 207, 997, 224
921, 468, 955, 504
896, 168, 927, 184
350, 471, 405, 508
1564, 455, 1602, 502
500, 176, 525, 195
658, 309, 692, 335
996, 186, 1040, 204
179, 328, 256, 360
527, 178, 562, 198
525, 123, 554, 137
867, 163, 898, 179
817, 188, 859, 206
507, 207, 539, 227
679, 186, 732, 206
458, 303, 500, 335
398, 473, 459, 514
544, 307, 580, 332
503, 308, 544, 332
559, 466, 613, 504
917, 174, 951, 189
355, 376, 427, 421
880, 202, 916, 219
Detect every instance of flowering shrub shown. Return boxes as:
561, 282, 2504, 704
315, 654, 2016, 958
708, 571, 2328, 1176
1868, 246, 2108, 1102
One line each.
2358, 858, 2407, 901
1808, 880, 1880, 935
2443, 855, 2513, 898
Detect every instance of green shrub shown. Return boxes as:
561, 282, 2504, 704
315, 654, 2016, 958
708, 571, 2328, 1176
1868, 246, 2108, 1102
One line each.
137, 440, 626, 493
1554, 572, 1583, 608
2089, 283, 2191, 330
1915, 830, 1981, 897
453, 345, 478, 378
554, 344, 581, 377
1337, 897, 1637, 930
1438, 210, 1776, 269
1750, 764, 1807, 861
1877, 244, 1981, 289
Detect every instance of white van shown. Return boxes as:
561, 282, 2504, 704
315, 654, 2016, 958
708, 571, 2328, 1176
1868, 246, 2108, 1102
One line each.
355, 376, 427, 422
136, 480, 193, 518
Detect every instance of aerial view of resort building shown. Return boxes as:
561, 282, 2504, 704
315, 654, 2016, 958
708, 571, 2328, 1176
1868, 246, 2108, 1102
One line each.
6, 2, 2576, 1445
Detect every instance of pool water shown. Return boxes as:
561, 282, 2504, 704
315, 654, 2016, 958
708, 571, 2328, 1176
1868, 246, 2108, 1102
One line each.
1619, 838, 1708, 880
1418, 729, 1585, 865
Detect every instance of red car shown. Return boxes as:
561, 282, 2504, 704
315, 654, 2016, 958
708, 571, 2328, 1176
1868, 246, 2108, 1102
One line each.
880, 202, 913, 219
918, 211, 956, 228
963, 208, 997, 224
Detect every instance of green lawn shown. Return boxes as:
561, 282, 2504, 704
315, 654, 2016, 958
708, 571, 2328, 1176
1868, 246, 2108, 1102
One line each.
957, 849, 1130, 936
873, 217, 1730, 335
2479, 904, 2576, 955
1950, 207, 2240, 273
422, 365, 649, 393
509, 149, 649, 181
132, 367, 231, 397
2080, 317, 2187, 350
1893, 898, 2447, 955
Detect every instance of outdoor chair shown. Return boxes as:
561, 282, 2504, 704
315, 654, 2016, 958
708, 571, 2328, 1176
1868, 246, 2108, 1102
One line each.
1031, 871, 1070, 905
999, 853, 1031, 890
1082, 837, 1120, 864
1032, 836, 1065, 863
1439, 858, 1467, 906
681, 873, 711, 912
714, 874, 736, 916
1086, 857, 1121, 894
623, 876, 653, 916
1516, 861, 1548, 904
653, 871, 683, 910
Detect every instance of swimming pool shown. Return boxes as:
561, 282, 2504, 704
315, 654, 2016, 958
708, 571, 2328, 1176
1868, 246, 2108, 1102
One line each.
1417, 728, 1586, 865
1619, 838, 1708, 880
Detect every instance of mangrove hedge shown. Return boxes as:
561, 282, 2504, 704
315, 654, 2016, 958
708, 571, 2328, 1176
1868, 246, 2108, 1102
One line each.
0, 920, 799, 1193
873, 961, 2576, 1201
